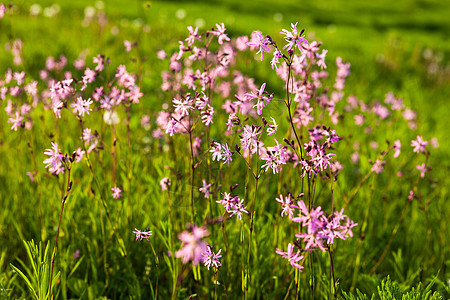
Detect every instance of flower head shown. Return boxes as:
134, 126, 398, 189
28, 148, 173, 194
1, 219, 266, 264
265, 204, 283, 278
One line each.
111, 186, 122, 199
133, 228, 152, 241
246, 31, 271, 61
175, 225, 210, 265
72, 97, 93, 117
275, 243, 304, 271
43, 142, 65, 175
280, 22, 308, 52
201, 245, 222, 270
411, 136, 428, 153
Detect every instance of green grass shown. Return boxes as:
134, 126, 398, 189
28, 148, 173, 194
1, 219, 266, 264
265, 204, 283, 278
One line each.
0, 0, 449, 299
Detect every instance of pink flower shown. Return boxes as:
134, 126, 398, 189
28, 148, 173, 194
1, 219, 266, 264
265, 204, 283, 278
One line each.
72, 97, 93, 117
275, 194, 295, 218
210, 142, 233, 165
266, 117, 278, 135
371, 159, 386, 174
8, 112, 23, 131
212, 23, 230, 44
275, 243, 304, 271
244, 83, 272, 115
133, 228, 152, 241
157, 50, 167, 60
199, 180, 212, 198
393, 140, 401, 158
0, 3, 6, 19
72, 147, 85, 163
280, 22, 308, 52
43, 142, 65, 175
235, 36, 249, 51
246, 31, 271, 61
354, 114, 365, 126
416, 163, 428, 178
201, 246, 222, 270
111, 187, 122, 199
175, 225, 209, 265
411, 136, 428, 153
92, 54, 104, 72
185, 26, 201, 46
124, 40, 133, 52
160, 177, 171, 191
228, 198, 248, 221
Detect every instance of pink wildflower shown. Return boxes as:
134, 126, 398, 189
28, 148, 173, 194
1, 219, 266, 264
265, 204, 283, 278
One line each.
393, 140, 401, 158
72, 97, 93, 117
411, 136, 428, 153
275, 243, 304, 271
8, 112, 23, 131
111, 187, 122, 199
133, 228, 152, 241
416, 163, 428, 178
175, 225, 209, 265
43, 142, 65, 175
246, 31, 271, 61
160, 177, 171, 191
201, 245, 222, 270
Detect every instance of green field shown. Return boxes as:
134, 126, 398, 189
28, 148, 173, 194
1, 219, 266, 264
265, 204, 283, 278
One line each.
0, 0, 449, 299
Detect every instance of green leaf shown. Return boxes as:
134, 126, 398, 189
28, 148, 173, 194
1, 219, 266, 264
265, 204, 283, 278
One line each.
10, 264, 38, 300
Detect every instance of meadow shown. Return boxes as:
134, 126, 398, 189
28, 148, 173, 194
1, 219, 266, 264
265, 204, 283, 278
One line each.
0, 0, 449, 299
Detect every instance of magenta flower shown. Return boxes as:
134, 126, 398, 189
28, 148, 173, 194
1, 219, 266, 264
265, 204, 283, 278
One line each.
210, 142, 233, 165
296, 218, 327, 251
281, 22, 308, 52
271, 49, 283, 70
217, 192, 237, 212
0, 3, 6, 19
43, 142, 65, 175
8, 112, 23, 131
165, 118, 178, 136
275, 194, 295, 218
416, 163, 428, 178
393, 140, 401, 158
411, 136, 428, 153
93, 54, 104, 72
246, 31, 271, 61
199, 180, 212, 198
201, 245, 222, 270
212, 23, 230, 45
160, 177, 171, 191
72, 97, 93, 117
244, 83, 272, 115
111, 187, 122, 199
275, 243, 304, 271
228, 198, 248, 221
133, 228, 152, 241
72, 147, 85, 163
185, 26, 201, 46
175, 225, 209, 265
266, 117, 278, 135
371, 159, 386, 174
124, 40, 133, 52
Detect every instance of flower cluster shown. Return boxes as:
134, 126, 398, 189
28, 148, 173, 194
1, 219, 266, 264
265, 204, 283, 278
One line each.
217, 191, 248, 221
275, 195, 357, 270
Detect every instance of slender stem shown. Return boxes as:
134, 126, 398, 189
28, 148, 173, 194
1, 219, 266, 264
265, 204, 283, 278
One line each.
309, 252, 314, 299
328, 247, 336, 299
49, 165, 72, 299
189, 130, 196, 223
285, 64, 303, 160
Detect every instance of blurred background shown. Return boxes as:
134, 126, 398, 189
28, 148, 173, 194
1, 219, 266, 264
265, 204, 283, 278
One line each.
1, 0, 449, 148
